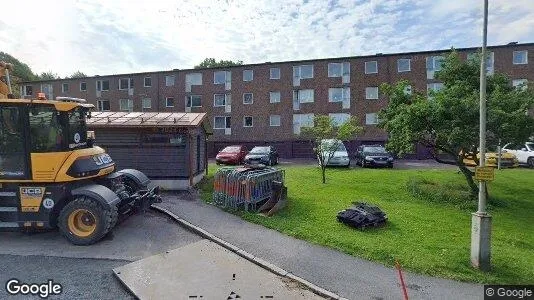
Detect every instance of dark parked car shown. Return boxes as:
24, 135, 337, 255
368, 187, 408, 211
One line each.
215, 145, 248, 165
244, 146, 279, 166
355, 145, 394, 168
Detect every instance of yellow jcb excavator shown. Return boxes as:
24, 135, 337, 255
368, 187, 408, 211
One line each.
0, 61, 160, 245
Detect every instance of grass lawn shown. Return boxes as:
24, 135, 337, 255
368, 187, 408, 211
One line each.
198, 164, 534, 284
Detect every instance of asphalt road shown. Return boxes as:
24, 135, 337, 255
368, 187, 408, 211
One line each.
0, 210, 203, 299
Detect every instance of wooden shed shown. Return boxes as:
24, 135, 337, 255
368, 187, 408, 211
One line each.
86, 112, 211, 190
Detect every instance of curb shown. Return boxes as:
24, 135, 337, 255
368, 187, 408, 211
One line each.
150, 204, 343, 300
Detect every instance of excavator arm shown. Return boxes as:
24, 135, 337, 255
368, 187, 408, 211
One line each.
0, 61, 14, 99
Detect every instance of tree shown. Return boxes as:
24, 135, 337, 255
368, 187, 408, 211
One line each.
38, 71, 60, 80
0, 52, 38, 97
301, 115, 363, 184
379, 51, 534, 196
194, 58, 243, 69
69, 71, 87, 78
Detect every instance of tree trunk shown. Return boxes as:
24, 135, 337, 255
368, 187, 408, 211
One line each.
458, 164, 478, 196
321, 166, 326, 184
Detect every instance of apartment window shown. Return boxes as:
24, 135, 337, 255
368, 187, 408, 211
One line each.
328, 87, 350, 102
328, 62, 350, 77
427, 83, 444, 96
513, 50, 528, 65
142, 98, 152, 110
397, 59, 411, 72
119, 99, 133, 112
21, 85, 32, 96
214, 116, 231, 129
365, 87, 379, 100
96, 80, 110, 91
365, 113, 379, 125
426, 56, 443, 79
243, 116, 253, 127
186, 73, 202, 85
214, 71, 226, 84
270, 115, 281, 126
270, 91, 281, 103
270, 67, 280, 79
62, 83, 69, 93
166, 97, 175, 107
243, 70, 253, 81
144, 77, 152, 87
119, 78, 133, 90
296, 89, 314, 103
292, 113, 314, 134
214, 94, 228, 107
404, 85, 412, 95
186, 95, 202, 108
165, 75, 175, 86
243, 93, 253, 104
365, 61, 378, 74
329, 113, 350, 126
468, 52, 494, 74
97, 100, 110, 111
512, 79, 528, 90
294, 65, 314, 79
80, 82, 87, 91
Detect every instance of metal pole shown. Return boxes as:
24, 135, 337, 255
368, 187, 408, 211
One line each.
471, 0, 491, 271
497, 139, 501, 170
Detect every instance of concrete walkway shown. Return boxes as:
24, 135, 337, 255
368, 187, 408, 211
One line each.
156, 192, 483, 300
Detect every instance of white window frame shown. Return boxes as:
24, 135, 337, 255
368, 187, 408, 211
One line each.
186, 73, 203, 85
119, 99, 133, 112
214, 116, 231, 129
243, 93, 253, 104
329, 113, 350, 126
97, 100, 110, 111
397, 59, 411, 72
297, 89, 314, 103
427, 83, 444, 96
165, 75, 175, 87
144, 76, 152, 87
270, 91, 281, 103
165, 97, 175, 108
214, 71, 226, 84
186, 95, 202, 108
295, 65, 314, 79
328, 63, 343, 77
213, 94, 227, 107
21, 85, 33, 96
62, 83, 69, 93
293, 113, 314, 134
365, 113, 378, 125
426, 56, 444, 71
270, 115, 281, 127
513, 50, 528, 65
243, 69, 253, 82
404, 85, 412, 95
270, 67, 280, 79
467, 52, 494, 74
243, 116, 253, 127
365, 87, 379, 100
80, 82, 87, 91
96, 80, 110, 91
142, 98, 152, 110
512, 79, 528, 90
328, 87, 350, 102
365, 61, 378, 74
119, 78, 131, 90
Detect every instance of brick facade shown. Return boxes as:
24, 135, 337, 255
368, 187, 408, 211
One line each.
20, 43, 534, 158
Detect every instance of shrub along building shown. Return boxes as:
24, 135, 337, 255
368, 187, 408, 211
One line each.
21, 42, 534, 158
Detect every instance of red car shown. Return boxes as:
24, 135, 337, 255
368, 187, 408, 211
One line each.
215, 145, 248, 165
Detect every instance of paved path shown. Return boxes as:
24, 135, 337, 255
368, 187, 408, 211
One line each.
157, 192, 483, 300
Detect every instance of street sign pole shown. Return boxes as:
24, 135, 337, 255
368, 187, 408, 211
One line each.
471, 0, 492, 271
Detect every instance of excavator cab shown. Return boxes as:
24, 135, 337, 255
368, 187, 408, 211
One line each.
0, 62, 161, 245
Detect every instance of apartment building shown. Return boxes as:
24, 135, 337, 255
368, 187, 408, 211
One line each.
20, 42, 534, 158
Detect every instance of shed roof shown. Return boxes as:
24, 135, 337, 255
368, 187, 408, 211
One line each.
87, 111, 211, 133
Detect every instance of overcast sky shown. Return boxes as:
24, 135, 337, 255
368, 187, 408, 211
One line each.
1, 0, 533, 77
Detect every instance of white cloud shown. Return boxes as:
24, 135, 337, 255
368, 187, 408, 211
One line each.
0, 0, 533, 77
